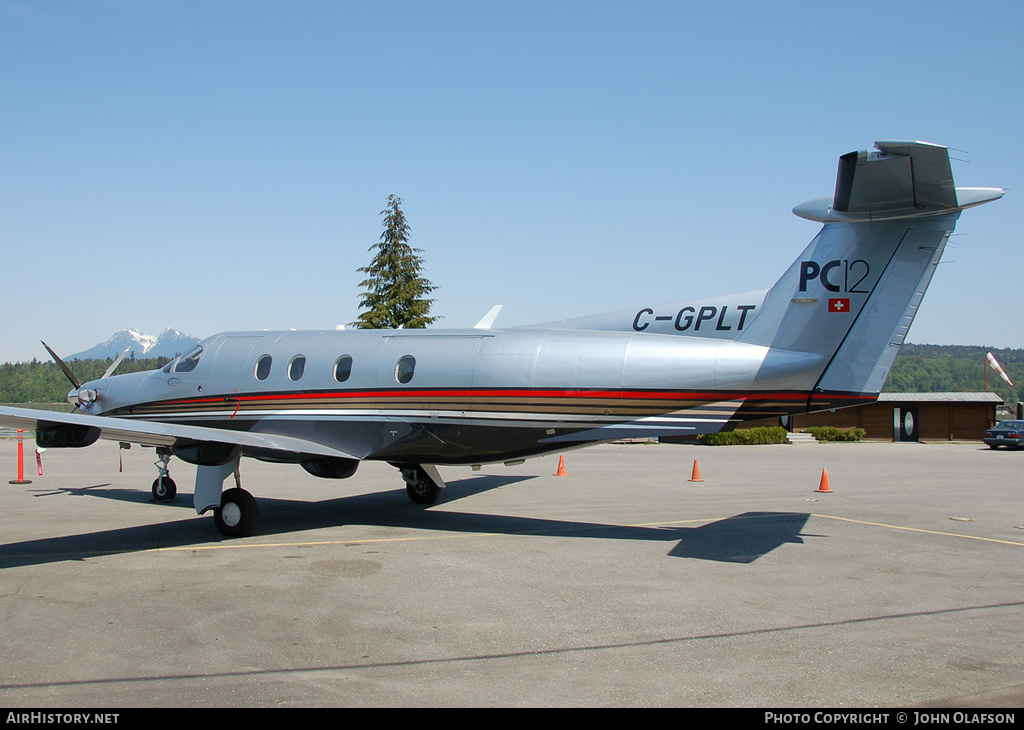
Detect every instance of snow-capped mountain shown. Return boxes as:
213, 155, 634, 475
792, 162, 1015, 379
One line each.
68, 328, 201, 361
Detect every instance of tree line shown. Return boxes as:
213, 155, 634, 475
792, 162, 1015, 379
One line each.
0, 357, 172, 404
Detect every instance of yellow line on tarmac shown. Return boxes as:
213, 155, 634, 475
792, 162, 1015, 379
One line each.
812, 513, 1024, 547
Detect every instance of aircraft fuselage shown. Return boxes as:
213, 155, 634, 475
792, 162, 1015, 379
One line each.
84, 326, 825, 466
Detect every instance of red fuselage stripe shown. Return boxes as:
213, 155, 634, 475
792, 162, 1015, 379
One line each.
151, 388, 874, 407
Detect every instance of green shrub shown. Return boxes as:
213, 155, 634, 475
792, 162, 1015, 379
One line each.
696, 426, 789, 445
805, 426, 865, 442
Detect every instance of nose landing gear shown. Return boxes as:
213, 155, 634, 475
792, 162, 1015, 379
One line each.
151, 450, 177, 501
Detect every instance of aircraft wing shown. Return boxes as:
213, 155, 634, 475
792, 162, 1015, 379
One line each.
0, 405, 362, 461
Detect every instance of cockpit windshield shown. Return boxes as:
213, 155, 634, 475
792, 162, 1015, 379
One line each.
165, 345, 204, 374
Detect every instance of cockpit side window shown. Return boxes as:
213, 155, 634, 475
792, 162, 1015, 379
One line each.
172, 346, 204, 374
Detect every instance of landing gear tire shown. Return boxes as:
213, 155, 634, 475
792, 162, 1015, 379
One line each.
404, 468, 441, 504
214, 488, 258, 537
151, 475, 177, 502
406, 481, 440, 504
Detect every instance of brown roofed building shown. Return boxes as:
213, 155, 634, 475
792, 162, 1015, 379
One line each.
777, 392, 1004, 442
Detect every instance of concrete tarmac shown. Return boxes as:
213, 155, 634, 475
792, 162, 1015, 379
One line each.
1, 438, 1022, 708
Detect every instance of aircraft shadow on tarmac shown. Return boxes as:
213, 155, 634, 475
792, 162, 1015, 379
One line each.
1, 474, 811, 569
24, 468, 523, 509
30, 483, 140, 503
667, 511, 811, 563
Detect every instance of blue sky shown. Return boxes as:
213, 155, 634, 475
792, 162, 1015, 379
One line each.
2, 0, 1021, 363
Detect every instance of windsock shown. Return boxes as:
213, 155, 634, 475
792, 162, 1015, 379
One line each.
986, 352, 1014, 386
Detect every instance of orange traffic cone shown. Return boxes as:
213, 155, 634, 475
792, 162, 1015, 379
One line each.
816, 468, 831, 493
688, 460, 704, 483
553, 455, 569, 476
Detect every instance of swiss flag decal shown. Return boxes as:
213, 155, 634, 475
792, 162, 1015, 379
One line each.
829, 298, 851, 313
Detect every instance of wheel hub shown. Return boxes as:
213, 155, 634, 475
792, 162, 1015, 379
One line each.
221, 501, 242, 527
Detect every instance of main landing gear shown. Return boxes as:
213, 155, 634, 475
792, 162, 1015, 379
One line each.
213, 487, 259, 538
399, 465, 445, 504
153, 450, 258, 539
193, 457, 259, 538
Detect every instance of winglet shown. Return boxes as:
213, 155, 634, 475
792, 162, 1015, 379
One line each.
474, 305, 503, 329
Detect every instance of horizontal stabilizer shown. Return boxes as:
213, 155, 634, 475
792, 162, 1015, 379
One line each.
794, 141, 1002, 223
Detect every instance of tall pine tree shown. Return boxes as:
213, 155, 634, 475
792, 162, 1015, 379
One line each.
353, 195, 438, 329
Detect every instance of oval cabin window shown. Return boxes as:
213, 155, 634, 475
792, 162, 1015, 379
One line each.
395, 355, 415, 384
334, 355, 353, 383
288, 355, 306, 381
254, 355, 272, 381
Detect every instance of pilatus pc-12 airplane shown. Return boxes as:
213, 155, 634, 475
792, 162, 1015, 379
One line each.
0, 141, 1003, 537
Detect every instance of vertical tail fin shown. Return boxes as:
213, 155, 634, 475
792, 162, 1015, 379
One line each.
740, 141, 1002, 408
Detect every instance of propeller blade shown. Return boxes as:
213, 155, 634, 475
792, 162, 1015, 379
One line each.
41, 341, 82, 389
102, 348, 130, 379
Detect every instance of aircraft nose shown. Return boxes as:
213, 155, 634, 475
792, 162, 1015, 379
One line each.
88, 371, 147, 412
